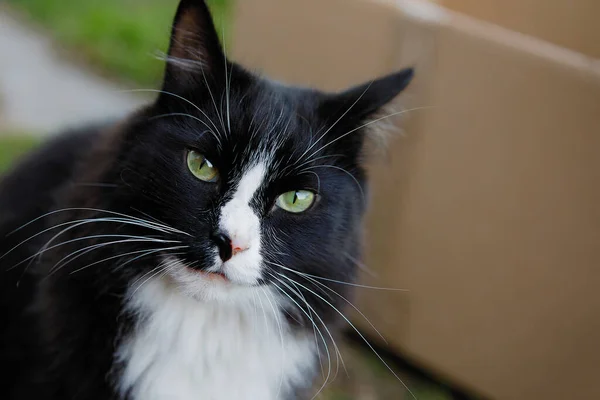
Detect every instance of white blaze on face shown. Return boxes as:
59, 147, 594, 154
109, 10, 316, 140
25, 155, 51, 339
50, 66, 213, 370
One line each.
218, 162, 266, 285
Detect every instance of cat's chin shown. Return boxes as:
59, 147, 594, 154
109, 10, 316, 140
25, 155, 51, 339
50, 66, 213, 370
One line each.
195, 270, 230, 284
157, 256, 262, 304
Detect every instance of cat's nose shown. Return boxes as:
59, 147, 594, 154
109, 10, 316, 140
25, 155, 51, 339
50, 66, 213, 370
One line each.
231, 238, 250, 256
210, 231, 250, 262
211, 231, 233, 262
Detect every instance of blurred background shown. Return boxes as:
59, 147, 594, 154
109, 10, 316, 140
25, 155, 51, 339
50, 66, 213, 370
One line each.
1, 1, 599, 399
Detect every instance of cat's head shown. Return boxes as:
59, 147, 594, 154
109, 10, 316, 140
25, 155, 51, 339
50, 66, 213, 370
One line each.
86, 0, 412, 308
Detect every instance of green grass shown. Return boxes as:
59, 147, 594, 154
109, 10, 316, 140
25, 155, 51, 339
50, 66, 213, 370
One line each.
0, 136, 39, 172
7, 0, 232, 86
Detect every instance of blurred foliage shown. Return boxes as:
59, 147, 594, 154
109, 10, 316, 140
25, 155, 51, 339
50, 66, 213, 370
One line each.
7, 0, 232, 86
0, 136, 39, 172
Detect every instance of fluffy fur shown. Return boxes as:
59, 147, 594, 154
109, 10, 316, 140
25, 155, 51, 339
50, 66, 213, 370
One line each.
117, 270, 316, 400
0, 1, 413, 399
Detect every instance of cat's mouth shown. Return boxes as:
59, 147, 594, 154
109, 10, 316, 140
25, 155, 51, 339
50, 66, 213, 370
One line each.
195, 270, 229, 283
164, 255, 261, 292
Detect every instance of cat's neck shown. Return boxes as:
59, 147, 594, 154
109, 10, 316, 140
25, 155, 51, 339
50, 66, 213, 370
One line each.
116, 276, 317, 400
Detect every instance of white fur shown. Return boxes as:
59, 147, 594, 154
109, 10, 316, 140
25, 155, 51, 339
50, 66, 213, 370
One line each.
216, 162, 267, 285
117, 271, 316, 400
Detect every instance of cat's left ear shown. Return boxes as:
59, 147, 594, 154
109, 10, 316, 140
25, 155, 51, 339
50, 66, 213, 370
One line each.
161, 0, 225, 92
319, 68, 414, 153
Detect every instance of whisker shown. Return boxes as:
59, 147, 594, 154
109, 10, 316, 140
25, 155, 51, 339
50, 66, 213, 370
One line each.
50, 238, 146, 275
129, 208, 182, 232
122, 89, 224, 145
268, 271, 346, 375
33, 216, 177, 269
130, 265, 167, 296
288, 154, 345, 174
272, 270, 417, 399
267, 278, 334, 397
130, 256, 183, 296
7, 207, 190, 237
149, 113, 222, 145
272, 262, 388, 345
283, 279, 350, 387
8, 235, 177, 272
344, 251, 378, 279
273, 262, 407, 292
115, 249, 187, 273
67, 246, 188, 276
274, 270, 326, 381
198, 61, 226, 137
298, 170, 321, 194
222, 26, 232, 133
1, 217, 181, 264
271, 272, 349, 396
305, 106, 435, 162
297, 82, 374, 163
302, 164, 364, 203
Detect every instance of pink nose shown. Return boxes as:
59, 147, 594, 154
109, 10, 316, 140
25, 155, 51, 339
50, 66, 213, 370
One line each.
231, 240, 249, 256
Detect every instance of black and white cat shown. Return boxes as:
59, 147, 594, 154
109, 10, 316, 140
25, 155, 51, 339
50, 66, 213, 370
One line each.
0, 0, 413, 399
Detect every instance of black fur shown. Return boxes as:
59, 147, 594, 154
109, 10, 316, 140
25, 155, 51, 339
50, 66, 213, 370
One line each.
0, 1, 413, 399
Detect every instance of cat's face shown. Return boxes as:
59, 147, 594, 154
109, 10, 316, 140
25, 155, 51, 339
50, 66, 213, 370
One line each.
106, 0, 412, 308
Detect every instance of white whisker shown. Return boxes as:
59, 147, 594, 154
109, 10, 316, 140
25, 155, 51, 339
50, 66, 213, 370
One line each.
305, 106, 435, 162
130, 256, 183, 296
302, 164, 364, 202
269, 271, 348, 396
6, 207, 190, 238
271, 269, 417, 399
149, 113, 222, 145
35, 217, 173, 268
298, 82, 374, 163
9, 235, 177, 272
2, 216, 183, 265
67, 246, 188, 276
198, 62, 227, 137
268, 271, 346, 378
344, 251, 378, 279
222, 27, 232, 133
288, 154, 344, 174
267, 278, 334, 398
122, 89, 224, 145
272, 262, 388, 345
285, 268, 406, 292
50, 239, 152, 275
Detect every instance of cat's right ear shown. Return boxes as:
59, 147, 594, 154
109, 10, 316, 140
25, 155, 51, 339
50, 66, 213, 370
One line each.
161, 0, 225, 92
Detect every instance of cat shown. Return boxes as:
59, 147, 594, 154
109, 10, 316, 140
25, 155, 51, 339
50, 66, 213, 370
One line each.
0, 0, 413, 399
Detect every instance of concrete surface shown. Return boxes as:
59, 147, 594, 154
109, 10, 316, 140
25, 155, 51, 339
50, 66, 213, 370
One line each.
0, 12, 147, 135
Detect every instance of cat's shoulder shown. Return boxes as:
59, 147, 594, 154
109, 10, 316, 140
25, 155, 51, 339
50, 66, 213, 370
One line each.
0, 121, 114, 227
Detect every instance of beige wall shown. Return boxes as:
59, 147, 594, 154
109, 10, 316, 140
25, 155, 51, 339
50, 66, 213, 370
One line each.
439, 0, 600, 58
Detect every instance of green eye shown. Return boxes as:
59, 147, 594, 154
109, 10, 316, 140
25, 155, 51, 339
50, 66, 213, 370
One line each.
187, 150, 218, 182
276, 190, 315, 213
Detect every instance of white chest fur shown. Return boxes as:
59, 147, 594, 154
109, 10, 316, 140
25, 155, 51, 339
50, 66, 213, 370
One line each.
116, 277, 316, 400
